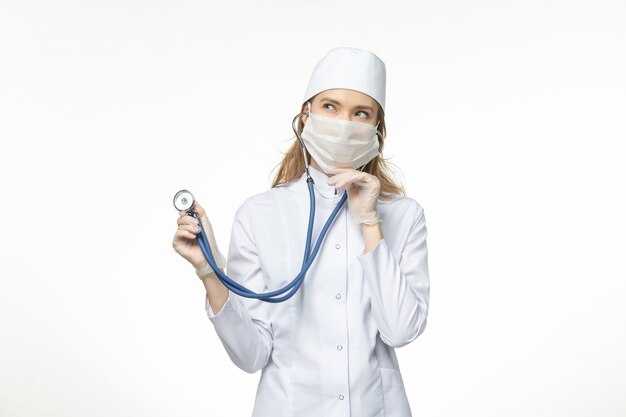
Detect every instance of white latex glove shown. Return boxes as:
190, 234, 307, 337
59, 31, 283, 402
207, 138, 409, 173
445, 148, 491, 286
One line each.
327, 167, 382, 225
172, 201, 226, 279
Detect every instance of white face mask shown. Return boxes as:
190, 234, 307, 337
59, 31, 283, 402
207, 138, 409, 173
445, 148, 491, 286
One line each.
301, 104, 381, 174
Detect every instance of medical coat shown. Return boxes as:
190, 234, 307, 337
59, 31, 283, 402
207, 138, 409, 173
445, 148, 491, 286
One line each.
205, 165, 430, 417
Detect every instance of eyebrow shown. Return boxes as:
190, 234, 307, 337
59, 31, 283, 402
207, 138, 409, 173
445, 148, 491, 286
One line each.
319, 97, 375, 112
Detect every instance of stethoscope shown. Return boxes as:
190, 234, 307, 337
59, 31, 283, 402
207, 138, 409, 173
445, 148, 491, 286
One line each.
173, 106, 365, 303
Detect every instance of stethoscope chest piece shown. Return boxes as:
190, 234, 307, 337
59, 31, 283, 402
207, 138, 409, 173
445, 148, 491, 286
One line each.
173, 189, 195, 212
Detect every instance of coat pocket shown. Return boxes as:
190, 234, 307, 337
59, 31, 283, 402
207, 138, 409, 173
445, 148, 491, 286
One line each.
252, 368, 292, 417
380, 368, 412, 417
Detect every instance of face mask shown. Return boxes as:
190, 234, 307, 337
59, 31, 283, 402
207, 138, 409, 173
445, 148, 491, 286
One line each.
300, 103, 381, 174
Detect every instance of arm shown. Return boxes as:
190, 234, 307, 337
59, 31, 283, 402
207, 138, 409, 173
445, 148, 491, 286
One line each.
201, 272, 229, 318
204, 202, 273, 374
357, 204, 430, 348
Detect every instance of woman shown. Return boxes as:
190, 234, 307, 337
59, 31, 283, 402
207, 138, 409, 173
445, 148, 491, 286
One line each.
172, 47, 430, 417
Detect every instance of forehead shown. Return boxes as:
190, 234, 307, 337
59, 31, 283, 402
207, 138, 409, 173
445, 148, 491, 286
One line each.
316, 88, 378, 107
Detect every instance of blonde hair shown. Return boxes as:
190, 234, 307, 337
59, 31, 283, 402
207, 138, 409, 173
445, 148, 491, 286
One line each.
270, 98, 406, 201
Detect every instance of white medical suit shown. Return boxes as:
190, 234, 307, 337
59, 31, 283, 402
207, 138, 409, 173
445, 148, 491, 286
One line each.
205, 165, 430, 417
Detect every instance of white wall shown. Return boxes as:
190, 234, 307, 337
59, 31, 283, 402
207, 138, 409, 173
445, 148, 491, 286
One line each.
1, 1, 624, 416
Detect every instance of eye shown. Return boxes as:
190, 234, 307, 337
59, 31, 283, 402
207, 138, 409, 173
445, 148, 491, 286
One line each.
323, 103, 335, 111
355, 110, 369, 118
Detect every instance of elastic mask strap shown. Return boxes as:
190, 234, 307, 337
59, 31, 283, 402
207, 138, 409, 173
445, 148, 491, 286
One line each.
291, 101, 314, 175
374, 119, 384, 153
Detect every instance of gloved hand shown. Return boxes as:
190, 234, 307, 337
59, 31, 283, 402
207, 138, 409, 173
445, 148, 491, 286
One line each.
327, 167, 382, 225
172, 201, 226, 279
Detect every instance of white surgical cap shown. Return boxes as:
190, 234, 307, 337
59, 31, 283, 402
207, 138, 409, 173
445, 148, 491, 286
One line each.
303, 47, 387, 112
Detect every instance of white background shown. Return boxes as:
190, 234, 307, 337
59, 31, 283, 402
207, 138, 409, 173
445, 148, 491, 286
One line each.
1, 0, 625, 416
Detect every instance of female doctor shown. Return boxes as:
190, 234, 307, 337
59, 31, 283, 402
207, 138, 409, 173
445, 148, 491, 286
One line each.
172, 47, 430, 417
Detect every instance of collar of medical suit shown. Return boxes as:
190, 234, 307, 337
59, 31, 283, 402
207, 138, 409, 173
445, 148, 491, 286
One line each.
307, 165, 347, 200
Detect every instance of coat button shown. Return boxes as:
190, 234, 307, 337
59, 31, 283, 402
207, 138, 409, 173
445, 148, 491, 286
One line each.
335, 243, 341, 249
338, 394, 344, 400
335, 293, 341, 299
337, 345, 343, 350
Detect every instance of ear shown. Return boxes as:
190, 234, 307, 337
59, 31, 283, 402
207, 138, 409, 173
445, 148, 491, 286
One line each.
300, 100, 312, 125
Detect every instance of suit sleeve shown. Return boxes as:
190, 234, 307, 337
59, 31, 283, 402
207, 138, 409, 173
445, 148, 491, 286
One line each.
356, 202, 430, 348
204, 202, 273, 373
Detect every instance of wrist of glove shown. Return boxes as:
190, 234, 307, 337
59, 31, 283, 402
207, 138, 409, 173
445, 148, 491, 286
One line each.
195, 247, 226, 279
353, 211, 383, 225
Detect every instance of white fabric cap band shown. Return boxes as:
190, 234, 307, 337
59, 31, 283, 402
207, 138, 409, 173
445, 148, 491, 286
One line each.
303, 47, 387, 112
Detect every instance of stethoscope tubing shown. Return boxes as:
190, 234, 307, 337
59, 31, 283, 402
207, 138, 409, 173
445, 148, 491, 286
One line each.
194, 179, 348, 303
